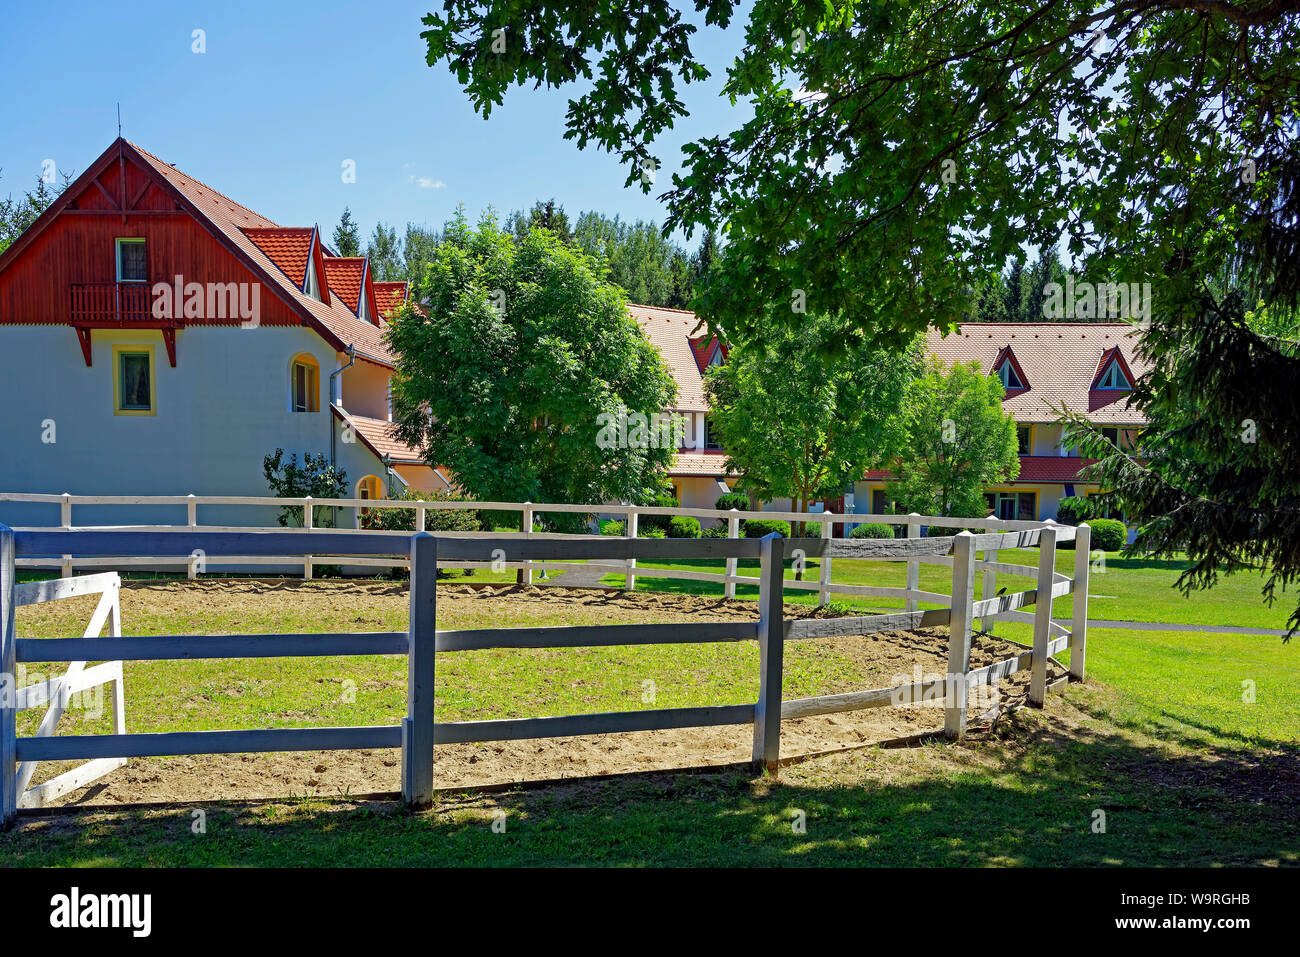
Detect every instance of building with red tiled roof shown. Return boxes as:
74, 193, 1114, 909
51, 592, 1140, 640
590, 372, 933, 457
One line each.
860, 322, 1149, 523
631, 310, 1148, 525
0, 138, 438, 523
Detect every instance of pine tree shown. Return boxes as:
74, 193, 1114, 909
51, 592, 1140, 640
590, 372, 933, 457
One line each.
332, 207, 361, 256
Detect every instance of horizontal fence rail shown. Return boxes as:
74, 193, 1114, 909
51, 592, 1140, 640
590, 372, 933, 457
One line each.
0, 518, 1089, 825
1, 491, 1080, 610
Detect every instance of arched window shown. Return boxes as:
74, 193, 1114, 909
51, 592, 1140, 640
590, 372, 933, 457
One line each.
357, 475, 382, 514
289, 354, 320, 412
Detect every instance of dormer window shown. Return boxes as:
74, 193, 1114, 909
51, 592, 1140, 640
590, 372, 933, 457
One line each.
358, 294, 369, 323
304, 261, 320, 301
995, 362, 1024, 389
990, 346, 1028, 392
1096, 360, 1131, 390
707, 348, 723, 368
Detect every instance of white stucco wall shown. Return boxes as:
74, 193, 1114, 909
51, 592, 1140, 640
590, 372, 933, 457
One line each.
0, 325, 390, 534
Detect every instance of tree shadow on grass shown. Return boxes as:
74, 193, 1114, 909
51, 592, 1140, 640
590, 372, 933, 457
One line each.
6, 697, 1296, 868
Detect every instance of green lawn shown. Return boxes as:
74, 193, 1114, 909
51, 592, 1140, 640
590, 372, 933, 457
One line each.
2, 552, 1296, 867
609, 547, 1297, 630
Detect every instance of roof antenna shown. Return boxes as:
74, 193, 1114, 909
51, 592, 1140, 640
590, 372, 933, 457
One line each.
116, 103, 122, 138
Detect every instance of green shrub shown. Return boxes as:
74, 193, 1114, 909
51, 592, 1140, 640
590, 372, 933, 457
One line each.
795, 521, 821, 538
637, 488, 680, 534
850, 522, 895, 539
600, 519, 625, 536
701, 525, 730, 538
639, 526, 667, 539
1088, 518, 1127, 551
1056, 497, 1084, 526
743, 518, 790, 538
668, 516, 702, 538
359, 488, 480, 532
715, 492, 749, 512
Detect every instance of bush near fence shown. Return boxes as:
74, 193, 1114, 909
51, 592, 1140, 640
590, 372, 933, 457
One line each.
850, 523, 895, 539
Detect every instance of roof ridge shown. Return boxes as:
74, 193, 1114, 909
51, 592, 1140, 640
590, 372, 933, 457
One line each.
952, 321, 1136, 329
626, 302, 698, 315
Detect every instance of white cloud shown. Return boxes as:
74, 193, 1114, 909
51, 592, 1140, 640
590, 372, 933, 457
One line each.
410, 175, 446, 190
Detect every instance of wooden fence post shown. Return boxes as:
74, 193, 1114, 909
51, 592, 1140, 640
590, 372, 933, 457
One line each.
1030, 523, 1059, 706
818, 516, 833, 607
301, 495, 313, 581
186, 493, 201, 580
1070, 523, 1091, 681
979, 513, 999, 633
109, 576, 126, 736
752, 532, 785, 771
944, 531, 977, 739
1, 524, 17, 827
402, 532, 437, 808
905, 513, 921, 612
518, 502, 533, 585
724, 509, 740, 599
625, 507, 638, 592
60, 493, 72, 578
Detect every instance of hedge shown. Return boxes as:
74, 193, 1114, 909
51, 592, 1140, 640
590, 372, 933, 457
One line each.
850, 522, 895, 539
1088, 518, 1127, 552
742, 518, 790, 538
668, 516, 702, 538
715, 492, 749, 512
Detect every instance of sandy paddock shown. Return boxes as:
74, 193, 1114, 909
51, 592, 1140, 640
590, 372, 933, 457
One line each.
16, 581, 1063, 806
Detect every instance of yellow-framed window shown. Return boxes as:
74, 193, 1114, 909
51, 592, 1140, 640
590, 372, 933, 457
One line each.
290, 354, 320, 413
112, 344, 157, 416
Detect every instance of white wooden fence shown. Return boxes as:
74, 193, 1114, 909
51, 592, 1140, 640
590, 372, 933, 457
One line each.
0, 520, 1089, 826
0, 491, 1065, 608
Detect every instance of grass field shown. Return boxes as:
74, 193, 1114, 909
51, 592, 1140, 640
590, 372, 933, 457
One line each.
608, 548, 1297, 630
1, 550, 1296, 867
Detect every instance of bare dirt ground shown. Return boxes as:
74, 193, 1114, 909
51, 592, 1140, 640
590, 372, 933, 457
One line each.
19, 580, 1062, 807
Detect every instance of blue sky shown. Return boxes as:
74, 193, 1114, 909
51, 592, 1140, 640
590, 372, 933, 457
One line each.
0, 1, 752, 250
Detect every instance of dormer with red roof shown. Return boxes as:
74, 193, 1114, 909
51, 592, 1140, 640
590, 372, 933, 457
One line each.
688, 332, 727, 374
372, 281, 409, 319
990, 345, 1030, 395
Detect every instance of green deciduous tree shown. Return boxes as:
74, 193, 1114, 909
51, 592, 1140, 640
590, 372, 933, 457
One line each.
572, 212, 694, 307
386, 210, 679, 516
704, 315, 918, 537
421, 0, 1300, 633
891, 358, 1020, 519
402, 223, 440, 284
506, 198, 573, 243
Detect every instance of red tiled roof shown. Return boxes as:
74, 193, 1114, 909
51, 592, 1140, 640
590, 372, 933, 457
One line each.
865, 456, 1096, 486
1015, 456, 1095, 483
925, 323, 1149, 424
670, 450, 736, 478
372, 281, 408, 318
241, 227, 313, 287
627, 303, 710, 411
332, 407, 426, 465
323, 257, 366, 316
127, 141, 397, 366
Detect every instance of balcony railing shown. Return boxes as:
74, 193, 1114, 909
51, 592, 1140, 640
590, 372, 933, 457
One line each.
70, 282, 154, 324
